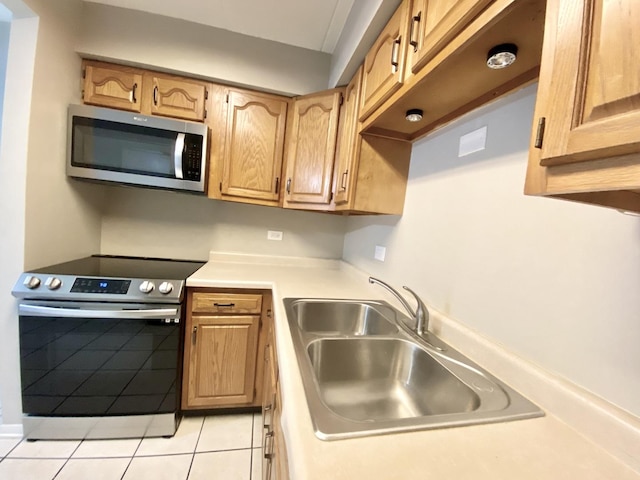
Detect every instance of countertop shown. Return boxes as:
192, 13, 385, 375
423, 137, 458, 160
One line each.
187, 253, 640, 480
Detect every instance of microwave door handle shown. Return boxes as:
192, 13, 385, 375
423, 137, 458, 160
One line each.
174, 133, 185, 179
19, 304, 179, 320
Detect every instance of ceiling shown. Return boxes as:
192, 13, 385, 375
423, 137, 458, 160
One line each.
84, 0, 356, 54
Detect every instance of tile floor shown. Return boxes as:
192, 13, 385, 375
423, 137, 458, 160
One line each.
0, 413, 263, 480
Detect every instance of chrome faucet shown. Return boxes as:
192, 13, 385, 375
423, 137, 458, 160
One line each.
369, 277, 429, 335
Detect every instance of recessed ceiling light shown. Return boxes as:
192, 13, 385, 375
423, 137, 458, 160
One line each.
486, 43, 518, 69
405, 109, 423, 122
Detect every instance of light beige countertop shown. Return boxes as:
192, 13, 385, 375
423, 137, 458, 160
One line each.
188, 253, 640, 480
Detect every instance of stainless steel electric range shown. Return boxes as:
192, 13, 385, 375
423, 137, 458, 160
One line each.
11, 255, 206, 440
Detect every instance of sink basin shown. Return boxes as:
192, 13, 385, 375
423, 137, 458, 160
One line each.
284, 298, 543, 440
292, 300, 398, 335
307, 338, 479, 421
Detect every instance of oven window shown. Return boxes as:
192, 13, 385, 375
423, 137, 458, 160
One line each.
19, 316, 180, 416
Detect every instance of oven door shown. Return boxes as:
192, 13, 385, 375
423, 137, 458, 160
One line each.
18, 301, 182, 419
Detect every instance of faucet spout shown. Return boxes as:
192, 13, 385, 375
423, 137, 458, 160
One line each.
368, 277, 429, 335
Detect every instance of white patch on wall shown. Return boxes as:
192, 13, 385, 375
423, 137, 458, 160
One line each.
374, 245, 386, 262
458, 125, 487, 157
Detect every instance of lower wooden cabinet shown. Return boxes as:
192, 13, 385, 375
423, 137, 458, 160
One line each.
262, 315, 289, 480
182, 288, 272, 410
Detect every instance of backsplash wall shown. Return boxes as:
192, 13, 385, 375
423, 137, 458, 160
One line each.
343, 84, 640, 418
100, 187, 347, 261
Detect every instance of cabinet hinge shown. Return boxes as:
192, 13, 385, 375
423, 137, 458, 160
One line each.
225, 93, 229, 103
204, 109, 207, 120
339, 93, 344, 106
219, 182, 222, 192
534, 117, 546, 149
82, 68, 86, 79
329, 192, 334, 202
205, 89, 209, 100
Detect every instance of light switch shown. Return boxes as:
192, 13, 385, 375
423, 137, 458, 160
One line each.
374, 245, 386, 262
267, 230, 283, 241
458, 126, 487, 157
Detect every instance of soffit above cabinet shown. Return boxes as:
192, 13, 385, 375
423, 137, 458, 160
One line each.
83, 0, 356, 53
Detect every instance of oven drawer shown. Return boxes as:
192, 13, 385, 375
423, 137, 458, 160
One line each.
191, 292, 263, 314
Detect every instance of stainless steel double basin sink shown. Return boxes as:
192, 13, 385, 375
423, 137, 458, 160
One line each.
283, 298, 543, 440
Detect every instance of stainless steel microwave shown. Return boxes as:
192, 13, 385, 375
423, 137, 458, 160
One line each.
67, 104, 208, 193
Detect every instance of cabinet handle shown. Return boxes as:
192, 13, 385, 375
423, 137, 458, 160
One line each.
131, 83, 138, 104
391, 37, 401, 73
213, 302, 235, 308
286, 178, 291, 195
192, 325, 197, 344
153, 85, 159, 105
409, 13, 421, 52
275, 177, 280, 194
340, 170, 348, 191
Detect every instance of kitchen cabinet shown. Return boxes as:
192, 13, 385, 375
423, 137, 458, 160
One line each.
359, 0, 411, 121
282, 89, 343, 211
82, 60, 209, 122
182, 289, 272, 410
83, 61, 142, 113
208, 86, 288, 206
408, 0, 494, 74
360, 0, 545, 142
262, 313, 289, 480
524, 0, 640, 213
334, 66, 412, 215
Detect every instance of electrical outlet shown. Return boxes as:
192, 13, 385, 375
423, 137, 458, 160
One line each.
374, 245, 386, 262
267, 230, 283, 241
458, 126, 487, 157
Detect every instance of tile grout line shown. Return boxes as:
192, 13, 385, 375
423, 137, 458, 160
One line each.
184, 415, 206, 480
119, 436, 143, 480
51, 439, 83, 480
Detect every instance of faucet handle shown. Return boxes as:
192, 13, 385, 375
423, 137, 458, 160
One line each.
402, 286, 429, 335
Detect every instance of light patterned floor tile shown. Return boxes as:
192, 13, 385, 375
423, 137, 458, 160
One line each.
0, 458, 65, 480
122, 453, 193, 480
8, 439, 80, 459
136, 416, 203, 457
0, 438, 21, 458
54, 457, 130, 480
196, 414, 253, 452
188, 449, 251, 480
72, 438, 141, 458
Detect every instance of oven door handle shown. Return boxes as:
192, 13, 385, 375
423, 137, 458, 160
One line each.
19, 304, 180, 319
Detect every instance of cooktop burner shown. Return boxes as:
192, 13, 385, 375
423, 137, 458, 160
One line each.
12, 255, 206, 303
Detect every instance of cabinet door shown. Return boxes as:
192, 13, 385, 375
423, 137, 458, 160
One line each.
283, 90, 342, 206
222, 90, 288, 202
536, 0, 640, 167
150, 74, 208, 122
83, 62, 142, 112
334, 67, 363, 206
411, 0, 493, 72
185, 315, 260, 408
360, 0, 411, 120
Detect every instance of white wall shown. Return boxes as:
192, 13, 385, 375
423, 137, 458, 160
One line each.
0, 8, 37, 428
22, 0, 103, 271
100, 187, 347, 260
0, 20, 11, 138
78, 3, 331, 96
343, 84, 640, 418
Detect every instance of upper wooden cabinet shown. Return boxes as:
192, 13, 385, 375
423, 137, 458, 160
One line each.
207, 85, 289, 207
221, 89, 288, 202
408, 0, 493, 73
283, 89, 343, 210
524, 0, 640, 213
82, 60, 209, 122
359, 0, 411, 121
148, 73, 208, 121
333, 66, 412, 215
83, 62, 142, 112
